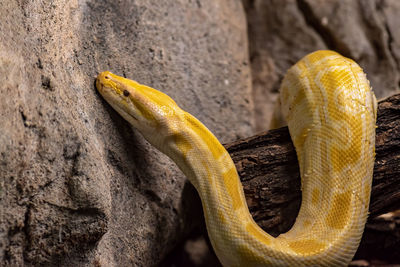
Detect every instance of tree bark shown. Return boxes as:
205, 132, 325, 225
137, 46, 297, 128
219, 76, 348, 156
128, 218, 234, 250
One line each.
225, 93, 400, 262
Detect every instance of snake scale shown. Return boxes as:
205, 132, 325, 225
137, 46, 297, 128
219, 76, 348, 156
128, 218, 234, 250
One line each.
96, 50, 377, 266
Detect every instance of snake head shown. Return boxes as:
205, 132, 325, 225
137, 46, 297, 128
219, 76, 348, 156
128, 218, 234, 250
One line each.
96, 71, 180, 144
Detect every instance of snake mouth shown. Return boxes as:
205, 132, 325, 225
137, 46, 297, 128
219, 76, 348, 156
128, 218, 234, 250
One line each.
95, 78, 103, 93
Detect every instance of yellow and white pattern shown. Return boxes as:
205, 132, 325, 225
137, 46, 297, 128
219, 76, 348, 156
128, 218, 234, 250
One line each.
96, 50, 376, 266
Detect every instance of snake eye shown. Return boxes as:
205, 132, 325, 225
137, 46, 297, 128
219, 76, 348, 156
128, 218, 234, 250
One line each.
123, 90, 130, 97
105, 76, 110, 79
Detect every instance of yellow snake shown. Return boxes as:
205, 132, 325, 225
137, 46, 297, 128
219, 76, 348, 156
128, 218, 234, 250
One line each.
96, 50, 377, 266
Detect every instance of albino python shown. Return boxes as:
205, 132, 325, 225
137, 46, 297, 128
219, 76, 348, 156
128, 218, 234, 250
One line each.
96, 50, 377, 266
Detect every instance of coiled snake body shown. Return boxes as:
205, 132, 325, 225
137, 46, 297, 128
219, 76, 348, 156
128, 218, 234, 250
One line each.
96, 50, 377, 266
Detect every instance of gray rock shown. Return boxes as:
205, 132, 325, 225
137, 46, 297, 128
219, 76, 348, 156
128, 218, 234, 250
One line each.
0, 0, 253, 266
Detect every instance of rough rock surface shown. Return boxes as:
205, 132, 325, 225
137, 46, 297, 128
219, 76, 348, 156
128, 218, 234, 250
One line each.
244, 0, 400, 131
0, 0, 252, 266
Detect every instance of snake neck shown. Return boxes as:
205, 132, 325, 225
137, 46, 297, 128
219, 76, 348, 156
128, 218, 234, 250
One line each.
156, 111, 260, 262
158, 110, 248, 211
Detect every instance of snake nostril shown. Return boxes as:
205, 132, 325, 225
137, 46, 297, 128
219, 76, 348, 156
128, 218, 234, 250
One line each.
123, 90, 130, 97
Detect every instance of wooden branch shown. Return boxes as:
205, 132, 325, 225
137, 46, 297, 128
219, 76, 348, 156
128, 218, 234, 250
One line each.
224, 94, 400, 262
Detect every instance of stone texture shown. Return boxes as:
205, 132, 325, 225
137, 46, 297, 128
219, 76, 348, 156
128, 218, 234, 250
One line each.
244, 0, 400, 131
0, 0, 253, 266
